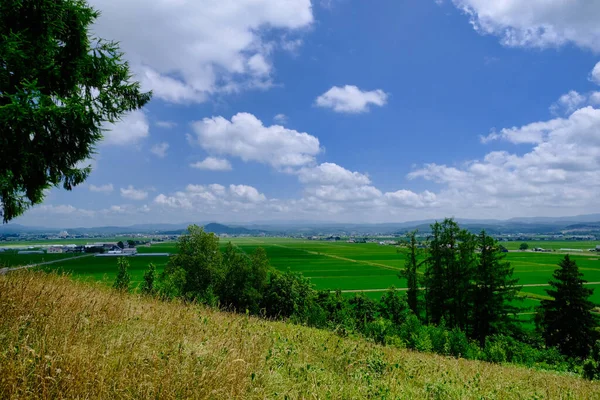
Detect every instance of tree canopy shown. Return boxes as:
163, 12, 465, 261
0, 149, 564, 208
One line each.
0, 0, 151, 222
537, 255, 599, 358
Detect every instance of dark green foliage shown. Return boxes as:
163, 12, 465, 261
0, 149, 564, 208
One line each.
113, 257, 130, 291
141, 263, 156, 295
84, 246, 103, 254
264, 269, 314, 320
423, 219, 475, 331
519, 243, 529, 250
583, 341, 600, 380
348, 293, 378, 331
472, 231, 521, 346
165, 225, 223, 301
399, 231, 423, 316
157, 266, 186, 300
219, 245, 269, 314
127, 240, 136, 248
314, 290, 355, 330
117, 241, 124, 250
537, 255, 599, 359
0, 0, 151, 222
378, 287, 411, 327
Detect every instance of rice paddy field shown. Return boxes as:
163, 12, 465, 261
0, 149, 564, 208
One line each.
2, 237, 600, 325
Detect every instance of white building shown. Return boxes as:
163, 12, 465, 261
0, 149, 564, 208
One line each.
122, 248, 137, 255
47, 246, 63, 254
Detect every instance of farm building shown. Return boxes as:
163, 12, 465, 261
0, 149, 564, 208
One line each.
17, 250, 44, 255
47, 246, 63, 254
122, 248, 137, 255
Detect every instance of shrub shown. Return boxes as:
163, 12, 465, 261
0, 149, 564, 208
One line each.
141, 263, 156, 295
113, 257, 131, 291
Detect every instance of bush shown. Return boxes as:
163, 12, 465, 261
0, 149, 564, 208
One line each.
141, 263, 156, 295
158, 266, 186, 300
113, 258, 131, 291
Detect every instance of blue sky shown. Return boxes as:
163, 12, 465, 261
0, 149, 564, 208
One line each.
15, 0, 600, 227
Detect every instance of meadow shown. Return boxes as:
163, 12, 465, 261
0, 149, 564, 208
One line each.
3, 272, 598, 399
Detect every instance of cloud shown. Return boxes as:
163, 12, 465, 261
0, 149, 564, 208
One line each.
150, 142, 169, 158
451, 1, 600, 51
591, 62, 600, 85
89, 0, 313, 103
88, 184, 114, 194
155, 120, 177, 129
273, 113, 288, 123
410, 106, 600, 213
154, 183, 266, 211
297, 163, 371, 186
385, 190, 437, 208
191, 112, 321, 168
102, 110, 149, 146
120, 185, 149, 200
190, 157, 233, 171
229, 184, 267, 203
315, 85, 388, 113
549, 91, 587, 116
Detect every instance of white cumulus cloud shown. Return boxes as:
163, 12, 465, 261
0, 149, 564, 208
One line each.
191, 112, 321, 168
102, 110, 149, 146
315, 85, 388, 113
89, 0, 313, 103
150, 142, 169, 158
120, 185, 149, 200
410, 106, 600, 214
549, 91, 587, 116
591, 62, 600, 85
89, 184, 114, 194
452, 0, 600, 51
297, 163, 371, 186
190, 157, 233, 171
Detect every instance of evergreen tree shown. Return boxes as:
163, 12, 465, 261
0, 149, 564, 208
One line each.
399, 231, 424, 316
113, 257, 131, 291
423, 218, 474, 331
537, 255, 599, 358
424, 221, 445, 324
0, 0, 151, 222
472, 231, 520, 346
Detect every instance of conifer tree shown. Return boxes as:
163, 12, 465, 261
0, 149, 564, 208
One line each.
0, 0, 151, 221
472, 231, 520, 346
424, 218, 474, 330
399, 231, 424, 317
537, 255, 599, 358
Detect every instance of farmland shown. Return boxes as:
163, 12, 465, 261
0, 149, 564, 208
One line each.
3, 237, 600, 309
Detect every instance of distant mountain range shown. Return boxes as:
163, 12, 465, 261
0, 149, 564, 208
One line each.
2, 213, 600, 236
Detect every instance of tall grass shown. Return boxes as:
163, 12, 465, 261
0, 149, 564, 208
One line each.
1, 271, 598, 399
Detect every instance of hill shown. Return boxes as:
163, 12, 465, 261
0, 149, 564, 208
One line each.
1, 272, 598, 399
157, 223, 265, 235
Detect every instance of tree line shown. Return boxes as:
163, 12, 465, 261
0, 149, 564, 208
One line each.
113, 221, 600, 379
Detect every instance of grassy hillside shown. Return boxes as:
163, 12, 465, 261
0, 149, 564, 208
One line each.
1, 272, 599, 399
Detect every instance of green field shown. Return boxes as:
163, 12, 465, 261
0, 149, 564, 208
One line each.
502, 240, 599, 251
3, 237, 600, 312
0, 251, 83, 268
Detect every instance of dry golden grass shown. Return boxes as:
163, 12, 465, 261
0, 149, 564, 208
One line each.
1, 272, 599, 399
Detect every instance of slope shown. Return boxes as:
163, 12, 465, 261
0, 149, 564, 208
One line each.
0, 272, 598, 399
